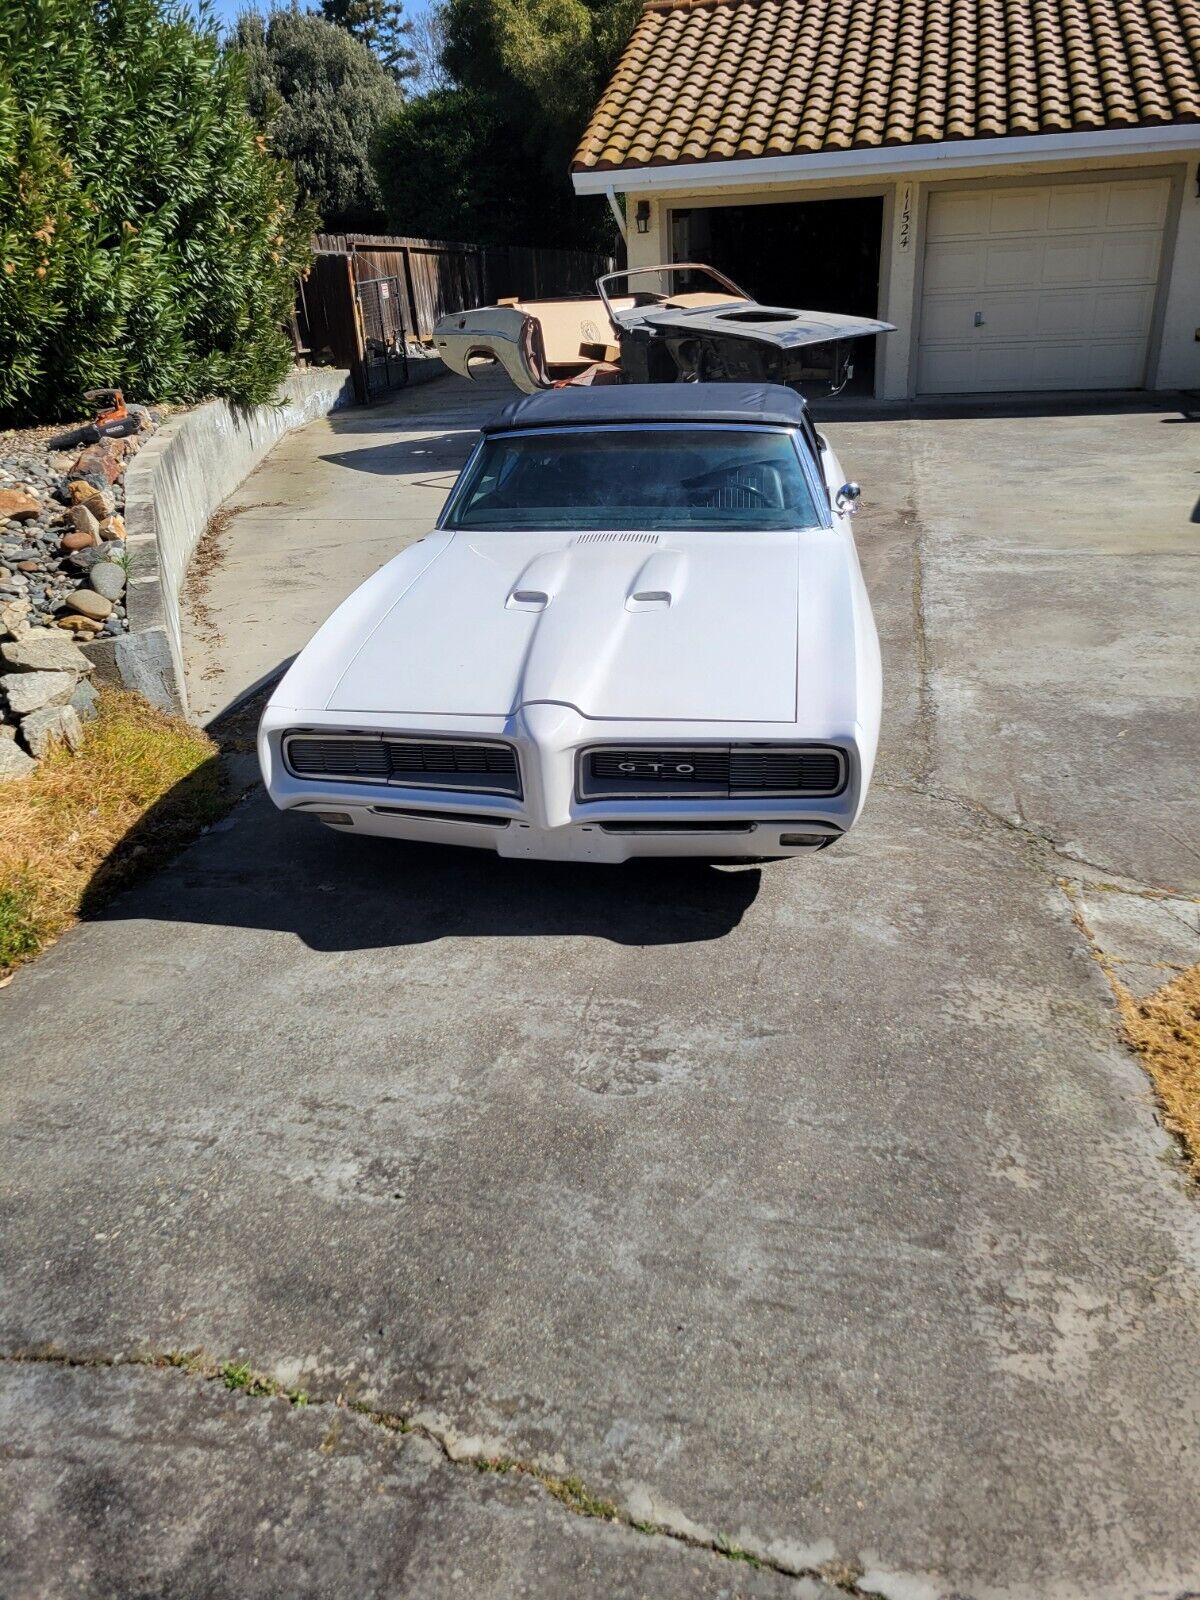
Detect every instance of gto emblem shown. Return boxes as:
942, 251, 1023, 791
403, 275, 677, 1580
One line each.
618, 760, 695, 775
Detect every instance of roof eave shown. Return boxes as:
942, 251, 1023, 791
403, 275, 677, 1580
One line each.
571, 123, 1200, 195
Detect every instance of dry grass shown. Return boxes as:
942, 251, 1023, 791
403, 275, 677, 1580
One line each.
0, 691, 229, 974
1117, 963, 1200, 1177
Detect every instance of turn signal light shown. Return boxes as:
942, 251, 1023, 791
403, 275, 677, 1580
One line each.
312, 811, 354, 827
779, 832, 830, 848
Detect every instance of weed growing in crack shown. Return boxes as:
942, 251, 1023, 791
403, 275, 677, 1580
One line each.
220, 1360, 307, 1406
156, 1350, 212, 1377
819, 1558, 867, 1591
535, 1471, 619, 1521
716, 1535, 763, 1568
0, 1349, 866, 1592
350, 1401, 410, 1433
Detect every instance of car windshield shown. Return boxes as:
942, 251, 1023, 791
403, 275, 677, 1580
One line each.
443, 427, 821, 532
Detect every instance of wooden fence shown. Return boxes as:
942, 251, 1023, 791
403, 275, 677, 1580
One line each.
297, 233, 616, 401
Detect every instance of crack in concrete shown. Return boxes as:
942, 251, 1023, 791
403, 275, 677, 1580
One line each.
877, 775, 1199, 1191
906, 505, 935, 794
875, 776, 1199, 898
1058, 879, 1199, 1186
0, 1347, 875, 1596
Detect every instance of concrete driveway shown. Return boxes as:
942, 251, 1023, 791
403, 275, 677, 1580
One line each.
3, 375, 1199, 1600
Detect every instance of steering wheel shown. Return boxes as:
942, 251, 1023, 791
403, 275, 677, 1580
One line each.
727, 477, 772, 504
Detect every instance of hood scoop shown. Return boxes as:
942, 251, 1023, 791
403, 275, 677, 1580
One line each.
626, 549, 685, 612
506, 549, 568, 611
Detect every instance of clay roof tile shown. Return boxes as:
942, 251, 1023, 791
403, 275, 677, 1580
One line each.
572, 0, 1200, 170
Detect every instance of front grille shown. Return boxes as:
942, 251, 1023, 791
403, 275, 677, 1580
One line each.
285, 734, 521, 796
579, 745, 845, 800
285, 737, 391, 780
729, 749, 844, 792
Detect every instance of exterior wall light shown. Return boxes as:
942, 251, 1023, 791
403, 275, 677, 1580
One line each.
635, 200, 651, 234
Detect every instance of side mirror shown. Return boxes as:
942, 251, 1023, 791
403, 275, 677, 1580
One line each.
836, 482, 861, 513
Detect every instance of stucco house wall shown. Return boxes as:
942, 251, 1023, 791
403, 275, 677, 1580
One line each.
605, 142, 1200, 399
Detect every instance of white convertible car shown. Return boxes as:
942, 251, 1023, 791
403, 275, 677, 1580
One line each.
258, 384, 881, 862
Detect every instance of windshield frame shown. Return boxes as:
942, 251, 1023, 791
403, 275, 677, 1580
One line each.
596, 262, 749, 331
437, 421, 831, 534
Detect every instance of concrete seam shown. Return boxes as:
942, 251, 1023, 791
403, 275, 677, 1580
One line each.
0, 1346, 875, 1595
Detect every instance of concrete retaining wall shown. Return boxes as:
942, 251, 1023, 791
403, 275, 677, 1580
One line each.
83, 367, 353, 716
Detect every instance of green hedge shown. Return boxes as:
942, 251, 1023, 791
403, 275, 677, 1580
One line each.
0, 0, 314, 423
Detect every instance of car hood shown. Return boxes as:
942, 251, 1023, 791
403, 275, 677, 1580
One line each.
322, 529, 809, 723
632, 304, 897, 349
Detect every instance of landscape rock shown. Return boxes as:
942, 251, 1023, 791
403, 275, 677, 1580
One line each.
56, 616, 100, 634
2, 631, 92, 673
1, 422, 142, 636
71, 440, 125, 484
66, 504, 101, 541
0, 488, 41, 522
65, 589, 113, 621
68, 481, 116, 520
1, 670, 76, 716
0, 739, 37, 779
0, 599, 32, 640
21, 702, 83, 758
70, 678, 100, 722
66, 546, 108, 573
88, 561, 126, 601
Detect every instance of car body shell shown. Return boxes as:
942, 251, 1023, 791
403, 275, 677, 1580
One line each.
432, 263, 894, 393
258, 386, 882, 863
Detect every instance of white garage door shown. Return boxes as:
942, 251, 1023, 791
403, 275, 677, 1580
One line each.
917, 179, 1169, 394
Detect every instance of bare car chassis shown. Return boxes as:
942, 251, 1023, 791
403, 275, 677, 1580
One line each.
433, 263, 894, 395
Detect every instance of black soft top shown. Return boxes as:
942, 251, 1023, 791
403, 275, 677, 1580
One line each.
481, 382, 808, 434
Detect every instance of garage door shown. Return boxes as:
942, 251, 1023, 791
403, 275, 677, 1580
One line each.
917, 179, 1169, 394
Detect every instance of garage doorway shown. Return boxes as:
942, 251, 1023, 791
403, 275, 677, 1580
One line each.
674, 197, 884, 393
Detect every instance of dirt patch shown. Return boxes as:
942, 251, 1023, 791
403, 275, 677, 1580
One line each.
1118, 963, 1200, 1178
0, 691, 237, 975
184, 501, 283, 678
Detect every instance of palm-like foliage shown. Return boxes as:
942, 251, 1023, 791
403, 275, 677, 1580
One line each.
0, 0, 314, 422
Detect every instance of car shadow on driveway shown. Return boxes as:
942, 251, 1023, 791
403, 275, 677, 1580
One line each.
82, 777, 763, 951
318, 432, 478, 478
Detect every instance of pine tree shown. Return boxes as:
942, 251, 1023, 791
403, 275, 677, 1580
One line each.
320, 0, 417, 83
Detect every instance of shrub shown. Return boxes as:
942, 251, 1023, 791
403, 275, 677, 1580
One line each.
372, 86, 603, 246
0, 0, 314, 423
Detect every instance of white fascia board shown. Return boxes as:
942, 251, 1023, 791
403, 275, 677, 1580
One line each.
572, 124, 1200, 195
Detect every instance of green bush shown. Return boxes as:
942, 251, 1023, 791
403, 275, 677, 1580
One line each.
372, 85, 606, 247
0, 0, 314, 423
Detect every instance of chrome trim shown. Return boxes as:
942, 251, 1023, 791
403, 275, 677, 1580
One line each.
437, 435, 488, 529
371, 805, 511, 828
282, 731, 522, 799
576, 742, 848, 801
599, 821, 756, 835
